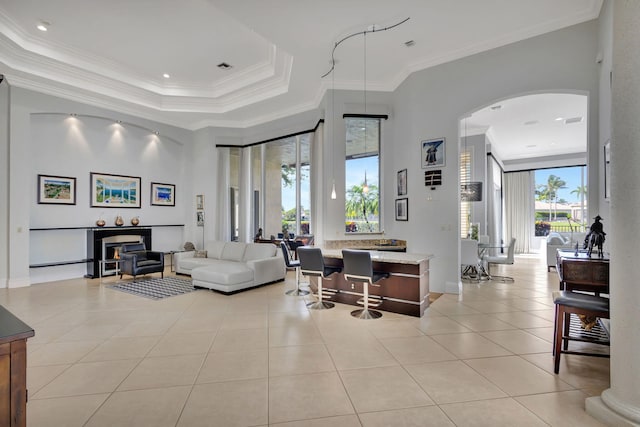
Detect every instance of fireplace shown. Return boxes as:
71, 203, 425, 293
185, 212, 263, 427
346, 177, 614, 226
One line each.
86, 227, 152, 278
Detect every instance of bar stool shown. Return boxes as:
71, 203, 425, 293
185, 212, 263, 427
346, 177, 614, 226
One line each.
342, 249, 389, 320
552, 291, 610, 374
297, 247, 341, 310
280, 242, 309, 296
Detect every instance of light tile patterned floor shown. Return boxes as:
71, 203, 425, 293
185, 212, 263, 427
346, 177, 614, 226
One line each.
0, 254, 609, 426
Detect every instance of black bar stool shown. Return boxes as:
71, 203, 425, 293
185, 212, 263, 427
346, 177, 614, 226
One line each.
342, 249, 389, 319
552, 291, 610, 374
297, 247, 341, 310
280, 242, 309, 296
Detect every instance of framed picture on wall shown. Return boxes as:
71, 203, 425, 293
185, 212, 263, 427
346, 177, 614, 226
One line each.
90, 172, 141, 208
150, 182, 176, 206
397, 169, 407, 196
38, 174, 76, 205
395, 198, 408, 221
604, 140, 611, 201
196, 210, 205, 226
421, 138, 446, 168
196, 194, 204, 210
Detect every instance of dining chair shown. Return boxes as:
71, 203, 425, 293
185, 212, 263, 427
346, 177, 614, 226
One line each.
485, 237, 516, 281
460, 239, 482, 282
280, 242, 309, 296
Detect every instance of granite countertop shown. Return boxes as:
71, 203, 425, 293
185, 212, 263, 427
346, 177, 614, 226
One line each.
320, 248, 433, 265
0, 305, 35, 344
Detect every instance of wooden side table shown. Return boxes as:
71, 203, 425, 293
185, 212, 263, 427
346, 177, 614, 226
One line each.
0, 305, 34, 427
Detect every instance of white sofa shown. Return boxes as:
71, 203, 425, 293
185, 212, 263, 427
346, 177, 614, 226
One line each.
546, 232, 586, 271
174, 240, 285, 293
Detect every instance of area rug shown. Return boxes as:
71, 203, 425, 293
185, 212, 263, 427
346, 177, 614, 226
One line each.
108, 276, 196, 300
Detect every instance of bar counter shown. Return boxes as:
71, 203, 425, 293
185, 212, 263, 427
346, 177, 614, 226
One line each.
315, 248, 433, 317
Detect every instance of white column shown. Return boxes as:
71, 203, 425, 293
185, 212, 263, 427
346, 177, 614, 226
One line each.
586, 1, 640, 425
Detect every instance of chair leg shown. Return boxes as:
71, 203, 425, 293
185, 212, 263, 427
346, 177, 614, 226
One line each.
286, 267, 309, 296
307, 276, 334, 310
554, 304, 565, 374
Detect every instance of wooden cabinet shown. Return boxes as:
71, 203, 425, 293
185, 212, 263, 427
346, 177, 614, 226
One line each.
556, 250, 609, 294
0, 306, 34, 427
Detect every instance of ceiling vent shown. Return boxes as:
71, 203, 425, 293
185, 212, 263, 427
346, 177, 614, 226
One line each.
217, 62, 232, 70
564, 116, 583, 124
404, 40, 415, 47
524, 120, 539, 126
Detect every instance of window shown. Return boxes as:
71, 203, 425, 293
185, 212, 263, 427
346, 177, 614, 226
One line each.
263, 134, 312, 239
460, 148, 471, 238
345, 117, 381, 233
534, 166, 587, 235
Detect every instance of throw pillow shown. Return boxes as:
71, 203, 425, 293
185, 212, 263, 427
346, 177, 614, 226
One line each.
194, 250, 208, 258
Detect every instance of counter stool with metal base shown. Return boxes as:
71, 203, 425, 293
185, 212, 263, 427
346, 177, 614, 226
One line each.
280, 242, 309, 296
342, 249, 389, 320
297, 247, 341, 310
552, 291, 610, 374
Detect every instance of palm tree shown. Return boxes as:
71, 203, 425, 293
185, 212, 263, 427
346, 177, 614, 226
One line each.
538, 175, 567, 220
345, 183, 379, 232
535, 185, 554, 221
570, 185, 587, 199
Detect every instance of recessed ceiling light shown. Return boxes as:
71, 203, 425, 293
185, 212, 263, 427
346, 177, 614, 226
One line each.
162, 73, 170, 79
526, 144, 537, 148
490, 105, 502, 110
555, 117, 564, 121
36, 21, 50, 32
217, 62, 232, 70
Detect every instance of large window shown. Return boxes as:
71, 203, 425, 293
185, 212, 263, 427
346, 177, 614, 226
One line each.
345, 117, 381, 233
263, 134, 312, 239
534, 166, 587, 235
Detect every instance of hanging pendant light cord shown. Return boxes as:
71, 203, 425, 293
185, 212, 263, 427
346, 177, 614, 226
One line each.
321, 17, 410, 78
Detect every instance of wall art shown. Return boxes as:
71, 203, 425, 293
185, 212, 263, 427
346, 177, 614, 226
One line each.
38, 174, 76, 205
90, 172, 141, 208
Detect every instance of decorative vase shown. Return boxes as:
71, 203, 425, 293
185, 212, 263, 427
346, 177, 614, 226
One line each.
131, 217, 140, 226
115, 215, 124, 226
96, 218, 106, 227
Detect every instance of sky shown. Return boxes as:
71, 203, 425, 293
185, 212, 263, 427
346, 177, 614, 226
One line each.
534, 166, 587, 203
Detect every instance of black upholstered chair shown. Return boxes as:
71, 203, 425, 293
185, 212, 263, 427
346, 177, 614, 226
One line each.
280, 242, 308, 296
297, 247, 341, 310
119, 243, 164, 280
342, 249, 389, 319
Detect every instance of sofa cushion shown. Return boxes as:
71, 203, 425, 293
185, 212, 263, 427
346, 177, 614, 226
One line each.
205, 241, 226, 259
547, 236, 566, 245
194, 250, 208, 258
221, 242, 247, 261
192, 263, 254, 286
179, 257, 218, 271
243, 243, 276, 261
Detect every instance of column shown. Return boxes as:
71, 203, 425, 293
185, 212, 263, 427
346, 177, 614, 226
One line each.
586, 1, 640, 425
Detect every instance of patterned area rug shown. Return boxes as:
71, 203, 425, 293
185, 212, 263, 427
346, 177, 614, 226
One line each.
108, 276, 196, 300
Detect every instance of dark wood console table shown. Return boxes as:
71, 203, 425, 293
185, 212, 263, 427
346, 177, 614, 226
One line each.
0, 305, 34, 427
556, 250, 609, 294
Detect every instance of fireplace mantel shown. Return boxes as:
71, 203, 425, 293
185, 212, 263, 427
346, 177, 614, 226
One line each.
86, 228, 153, 278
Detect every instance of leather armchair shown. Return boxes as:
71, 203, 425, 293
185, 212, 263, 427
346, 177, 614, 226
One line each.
119, 243, 164, 280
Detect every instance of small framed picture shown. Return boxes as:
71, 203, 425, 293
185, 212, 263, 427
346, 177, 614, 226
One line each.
421, 138, 446, 168
397, 169, 407, 196
604, 140, 611, 201
196, 194, 204, 210
395, 198, 408, 221
196, 211, 205, 226
150, 182, 175, 206
38, 174, 76, 205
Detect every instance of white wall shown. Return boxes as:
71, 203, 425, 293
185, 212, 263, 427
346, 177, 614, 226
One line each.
388, 21, 600, 293
7, 88, 196, 286
0, 78, 9, 287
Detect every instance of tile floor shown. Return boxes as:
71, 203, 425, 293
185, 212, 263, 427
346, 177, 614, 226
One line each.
0, 254, 609, 426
